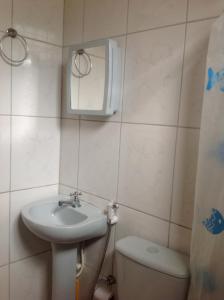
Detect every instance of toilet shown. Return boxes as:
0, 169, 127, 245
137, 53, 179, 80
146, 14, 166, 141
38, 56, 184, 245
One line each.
115, 236, 190, 300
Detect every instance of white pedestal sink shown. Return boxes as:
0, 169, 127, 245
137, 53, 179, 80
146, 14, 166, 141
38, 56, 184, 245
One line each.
21, 197, 107, 300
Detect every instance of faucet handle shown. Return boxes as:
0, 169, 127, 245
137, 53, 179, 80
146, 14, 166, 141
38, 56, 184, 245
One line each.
74, 191, 82, 197
69, 192, 76, 197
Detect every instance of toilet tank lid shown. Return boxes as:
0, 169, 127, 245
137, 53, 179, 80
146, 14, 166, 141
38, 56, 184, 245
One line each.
116, 236, 190, 279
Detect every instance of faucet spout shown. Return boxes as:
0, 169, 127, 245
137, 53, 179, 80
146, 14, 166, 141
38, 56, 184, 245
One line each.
58, 192, 82, 208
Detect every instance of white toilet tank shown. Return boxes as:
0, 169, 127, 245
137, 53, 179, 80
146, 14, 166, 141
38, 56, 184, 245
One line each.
115, 236, 190, 300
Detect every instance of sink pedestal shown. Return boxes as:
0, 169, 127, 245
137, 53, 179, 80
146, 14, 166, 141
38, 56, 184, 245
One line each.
51, 243, 77, 300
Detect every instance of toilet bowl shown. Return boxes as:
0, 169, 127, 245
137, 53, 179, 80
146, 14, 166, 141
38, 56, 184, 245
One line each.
115, 236, 190, 300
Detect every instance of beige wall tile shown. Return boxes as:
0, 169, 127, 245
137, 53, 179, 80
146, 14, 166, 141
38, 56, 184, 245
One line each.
10, 252, 51, 300
0, 193, 9, 266
0, 265, 9, 300
116, 205, 169, 246
0, 33, 11, 115
188, 0, 224, 21
171, 128, 199, 228
79, 121, 120, 200
84, 0, 128, 41
179, 19, 214, 128
63, 0, 84, 46
11, 117, 60, 190
61, 47, 80, 119
118, 124, 176, 220
169, 223, 192, 255
128, 0, 187, 33
13, 0, 63, 45
60, 119, 79, 188
80, 191, 109, 213
10, 185, 58, 262
12, 39, 62, 117
123, 25, 185, 125
0, 0, 11, 30
0, 117, 10, 193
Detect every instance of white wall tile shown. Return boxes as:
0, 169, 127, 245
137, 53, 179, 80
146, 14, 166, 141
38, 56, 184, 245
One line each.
12, 39, 62, 117
118, 124, 176, 220
60, 119, 79, 188
0, 117, 10, 193
0, 33, 11, 115
13, 0, 63, 45
11, 117, 60, 190
188, 0, 224, 21
10, 252, 51, 300
179, 20, 214, 128
169, 224, 192, 255
84, 227, 115, 275
0, 265, 9, 300
80, 191, 109, 213
61, 47, 79, 119
123, 25, 185, 125
116, 205, 169, 247
63, 0, 84, 46
79, 121, 120, 200
0, 193, 9, 266
79, 266, 97, 300
10, 185, 58, 262
171, 129, 199, 228
84, 0, 128, 41
0, 0, 11, 30
128, 0, 187, 33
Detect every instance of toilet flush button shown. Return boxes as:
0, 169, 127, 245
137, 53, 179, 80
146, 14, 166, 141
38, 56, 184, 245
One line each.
147, 246, 159, 254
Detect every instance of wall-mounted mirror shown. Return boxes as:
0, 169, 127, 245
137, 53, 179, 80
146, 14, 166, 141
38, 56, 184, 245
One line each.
67, 39, 121, 116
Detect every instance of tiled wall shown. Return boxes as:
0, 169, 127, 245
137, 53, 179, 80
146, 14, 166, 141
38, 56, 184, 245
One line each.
0, 0, 64, 299
61, 0, 224, 272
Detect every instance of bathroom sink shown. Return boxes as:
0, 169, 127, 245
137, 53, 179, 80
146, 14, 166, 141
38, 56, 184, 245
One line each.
21, 196, 107, 244
21, 196, 108, 300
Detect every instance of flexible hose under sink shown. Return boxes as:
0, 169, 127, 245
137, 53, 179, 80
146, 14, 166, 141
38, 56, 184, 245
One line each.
91, 223, 112, 300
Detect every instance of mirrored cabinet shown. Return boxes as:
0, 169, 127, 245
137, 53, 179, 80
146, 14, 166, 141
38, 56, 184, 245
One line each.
66, 39, 121, 116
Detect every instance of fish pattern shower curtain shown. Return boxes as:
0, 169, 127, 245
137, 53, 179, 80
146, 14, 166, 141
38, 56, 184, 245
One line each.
188, 13, 224, 300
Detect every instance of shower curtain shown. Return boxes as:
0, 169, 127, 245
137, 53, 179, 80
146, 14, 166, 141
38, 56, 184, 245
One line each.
188, 13, 224, 300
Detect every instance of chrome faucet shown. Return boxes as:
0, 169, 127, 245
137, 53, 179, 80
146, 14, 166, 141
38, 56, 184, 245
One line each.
58, 192, 82, 208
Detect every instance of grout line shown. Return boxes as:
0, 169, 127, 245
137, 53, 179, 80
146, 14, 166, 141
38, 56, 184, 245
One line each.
0, 183, 59, 195
61, 0, 65, 48
82, 0, 86, 43
8, 1, 13, 295
118, 203, 192, 230
9, 249, 51, 265
66, 117, 200, 130
0, 32, 62, 49
0, 16, 218, 49
76, 119, 81, 189
57, 183, 193, 232
111, 6, 130, 272
0, 114, 201, 130
21, 36, 63, 48
170, 222, 192, 231
168, 0, 190, 249
188, 15, 218, 24
62, 15, 218, 48
0, 114, 61, 119
10, 183, 58, 194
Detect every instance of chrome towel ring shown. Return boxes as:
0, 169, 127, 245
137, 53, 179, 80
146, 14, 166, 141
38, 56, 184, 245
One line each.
0, 28, 28, 66
72, 49, 92, 78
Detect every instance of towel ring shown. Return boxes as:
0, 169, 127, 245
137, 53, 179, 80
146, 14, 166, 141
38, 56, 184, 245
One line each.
72, 49, 92, 78
0, 28, 28, 66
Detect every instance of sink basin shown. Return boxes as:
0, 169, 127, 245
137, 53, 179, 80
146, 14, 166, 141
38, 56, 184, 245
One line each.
21, 196, 108, 300
21, 197, 107, 244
